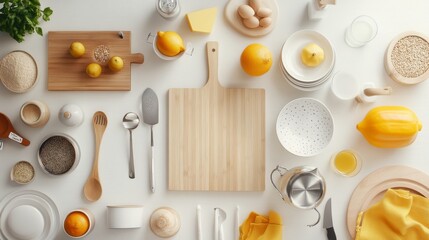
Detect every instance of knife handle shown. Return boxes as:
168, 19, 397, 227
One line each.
327, 227, 336, 240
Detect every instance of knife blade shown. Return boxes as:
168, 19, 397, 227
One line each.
323, 198, 337, 240
142, 88, 159, 193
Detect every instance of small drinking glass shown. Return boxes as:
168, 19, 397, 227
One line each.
331, 149, 362, 177
331, 71, 360, 100
345, 15, 378, 48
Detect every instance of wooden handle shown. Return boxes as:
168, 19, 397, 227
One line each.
129, 53, 144, 64
318, 0, 336, 8
8, 131, 30, 146
363, 87, 392, 97
204, 42, 221, 88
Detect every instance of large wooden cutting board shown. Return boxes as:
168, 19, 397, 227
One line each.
48, 31, 144, 91
168, 42, 265, 191
347, 165, 429, 238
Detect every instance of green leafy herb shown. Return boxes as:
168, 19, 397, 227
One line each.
0, 0, 53, 42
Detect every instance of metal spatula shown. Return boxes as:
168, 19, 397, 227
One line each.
142, 88, 159, 193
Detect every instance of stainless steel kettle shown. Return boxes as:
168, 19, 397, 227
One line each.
270, 165, 326, 227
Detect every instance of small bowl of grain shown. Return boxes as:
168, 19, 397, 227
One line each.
38, 133, 80, 176
10, 161, 35, 184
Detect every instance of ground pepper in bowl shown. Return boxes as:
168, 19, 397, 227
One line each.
38, 135, 79, 175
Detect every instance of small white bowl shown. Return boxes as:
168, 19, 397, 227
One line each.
107, 205, 144, 229
63, 209, 94, 238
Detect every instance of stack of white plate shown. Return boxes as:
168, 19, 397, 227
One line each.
280, 30, 335, 91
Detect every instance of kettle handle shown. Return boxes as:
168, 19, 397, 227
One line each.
270, 165, 288, 201
308, 208, 321, 227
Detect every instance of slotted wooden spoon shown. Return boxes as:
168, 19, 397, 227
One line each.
83, 111, 108, 202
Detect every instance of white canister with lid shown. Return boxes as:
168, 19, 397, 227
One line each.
58, 104, 84, 127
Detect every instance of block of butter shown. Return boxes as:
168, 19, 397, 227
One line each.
186, 7, 217, 33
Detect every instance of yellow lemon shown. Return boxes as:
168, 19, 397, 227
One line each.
108, 56, 124, 72
69, 42, 85, 58
301, 43, 325, 67
240, 43, 273, 76
156, 31, 185, 57
86, 63, 102, 78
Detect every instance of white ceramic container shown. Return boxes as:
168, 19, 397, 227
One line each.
107, 205, 144, 229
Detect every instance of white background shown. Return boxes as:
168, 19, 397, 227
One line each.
1, 0, 429, 239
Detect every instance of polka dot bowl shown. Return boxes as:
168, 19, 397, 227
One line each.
276, 98, 334, 157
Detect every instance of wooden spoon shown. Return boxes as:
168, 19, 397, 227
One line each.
83, 111, 108, 202
0, 113, 30, 146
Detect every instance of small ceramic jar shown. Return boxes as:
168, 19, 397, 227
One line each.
20, 100, 50, 128
58, 104, 84, 127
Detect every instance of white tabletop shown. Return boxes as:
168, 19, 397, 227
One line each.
1, 0, 429, 239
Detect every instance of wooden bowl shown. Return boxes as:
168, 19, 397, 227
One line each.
384, 31, 429, 85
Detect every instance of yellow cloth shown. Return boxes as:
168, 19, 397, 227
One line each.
355, 188, 429, 240
239, 210, 282, 240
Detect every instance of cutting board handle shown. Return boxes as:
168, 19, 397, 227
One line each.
129, 53, 144, 64
205, 42, 221, 89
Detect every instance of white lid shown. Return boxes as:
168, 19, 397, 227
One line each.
6, 205, 45, 239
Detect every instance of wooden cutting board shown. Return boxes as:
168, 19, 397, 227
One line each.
347, 165, 429, 238
48, 31, 144, 91
168, 42, 265, 191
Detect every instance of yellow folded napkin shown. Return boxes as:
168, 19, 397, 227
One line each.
355, 188, 429, 240
240, 210, 282, 240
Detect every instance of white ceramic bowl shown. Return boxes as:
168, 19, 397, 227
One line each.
276, 98, 334, 156
107, 205, 144, 229
63, 208, 94, 238
281, 30, 335, 82
0, 190, 60, 240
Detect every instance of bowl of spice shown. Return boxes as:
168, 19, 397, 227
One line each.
38, 133, 80, 176
10, 161, 35, 184
0, 50, 38, 93
385, 31, 429, 85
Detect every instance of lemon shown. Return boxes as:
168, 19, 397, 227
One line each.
108, 56, 124, 72
301, 43, 325, 67
69, 42, 85, 58
86, 63, 102, 78
240, 43, 273, 76
156, 31, 185, 57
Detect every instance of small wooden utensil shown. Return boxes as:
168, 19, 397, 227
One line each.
0, 113, 30, 146
83, 111, 108, 202
355, 86, 392, 103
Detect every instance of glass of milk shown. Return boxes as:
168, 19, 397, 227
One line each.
345, 15, 378, 47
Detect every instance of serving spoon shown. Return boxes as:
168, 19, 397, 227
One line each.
83, 111, 108, 202
122, 112, 140, 179
0, 113, 30, 146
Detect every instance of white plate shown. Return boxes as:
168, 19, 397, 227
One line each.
276, 98, 334, 156
280, 50, 336, 86
281, 30, 335, 82
279, 62, 333, 91
0, 190, 59, 240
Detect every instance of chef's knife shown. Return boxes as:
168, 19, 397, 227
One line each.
142, 88, 159, 193
323, 198, 337, 240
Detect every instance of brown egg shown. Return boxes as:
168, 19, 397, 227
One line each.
256, 7, 272, 18
237, 5, 255, 19
249, 0, 263, 12
259, 17, 272, 28
243, 16, 260, 29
